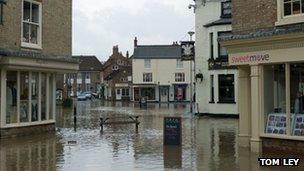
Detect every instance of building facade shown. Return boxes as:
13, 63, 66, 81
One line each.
0, 0, 78, 138
221, 0, 304, 153
194, 0, 238, 115
67, 56, 103, 97
102, 45, 132, 100
132, 39, 191, 102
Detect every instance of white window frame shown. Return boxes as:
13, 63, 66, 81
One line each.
144, 59, 151, 69
276, 0, 304, 26
176, 59, 184, 69
143, 73, 152, 82
21, 0, 42, 49
175, 73, 185, 82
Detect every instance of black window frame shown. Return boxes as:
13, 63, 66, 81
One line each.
217, 31, 232, 59
210, 32, 214, 59
210, 75, 215, 103
218, 74, 235, 103
221, 0, 232, 18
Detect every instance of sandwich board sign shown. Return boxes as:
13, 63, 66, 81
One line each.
164, 117, 182, 146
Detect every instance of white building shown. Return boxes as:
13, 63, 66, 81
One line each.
194, 0, 238, 115
132, 42, 191, 102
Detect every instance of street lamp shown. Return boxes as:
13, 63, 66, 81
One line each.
188, 31, 195, 114
0, 0, 7, 25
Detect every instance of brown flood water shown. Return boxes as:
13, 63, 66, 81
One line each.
1, 100, 304, 171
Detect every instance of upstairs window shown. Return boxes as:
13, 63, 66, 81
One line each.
221, 0, 232, 18
283, 0, 304, 16
176, 59, 183, 69
218, 31, 232, 59
144, 59, 151, 68
175, 73, 185, 82
143, 73, 152, 82
22, 0, 41, 48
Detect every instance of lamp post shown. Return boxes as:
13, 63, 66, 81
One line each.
188, 31, 195, 114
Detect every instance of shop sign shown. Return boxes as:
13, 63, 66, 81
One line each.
164, 117, 182, 146
230, 53, 270, 64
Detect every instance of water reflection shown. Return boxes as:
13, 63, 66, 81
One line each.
1, 101, 304, 170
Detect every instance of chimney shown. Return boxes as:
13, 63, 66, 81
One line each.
134, 37, 138, 47
126, 51, 129, 58
113, 45, 119, 55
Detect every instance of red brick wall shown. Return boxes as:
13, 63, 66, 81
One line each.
232, 0, 277, 33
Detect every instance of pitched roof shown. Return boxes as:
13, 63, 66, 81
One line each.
72, 56, 103, 71
133, 45, 181, 59
204, 18, 232, 28
104, 66, 132, 81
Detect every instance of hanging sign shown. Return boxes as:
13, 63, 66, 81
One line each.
181, 41, 195, 61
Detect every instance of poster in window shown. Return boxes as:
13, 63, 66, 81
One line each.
292, 114, 304, 136
265, 113, 287, 135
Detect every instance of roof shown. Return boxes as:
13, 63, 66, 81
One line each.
204, 18, 232, 28
104, 66, 132, 81
219, 23, 304, 42
133, 45, 181, 59
72, 56, 103, 71
0, 48, 78, 63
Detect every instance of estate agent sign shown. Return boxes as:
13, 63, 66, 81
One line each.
164, 117, 182, 146
181, 41, 195, 61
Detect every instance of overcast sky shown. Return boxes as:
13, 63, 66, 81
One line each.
72, 0, 195, 61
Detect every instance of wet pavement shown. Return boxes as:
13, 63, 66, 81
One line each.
1, 100, 304, 171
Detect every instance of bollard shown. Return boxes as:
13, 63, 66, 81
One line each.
100, 117, 103, 132
73, 106, 77, 124
135, 116, 139, 133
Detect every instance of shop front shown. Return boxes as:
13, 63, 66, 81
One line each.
132, 84, 156, 102
222, 32, 304, 153
0, 56, 78, 138
173, 84, 188, 101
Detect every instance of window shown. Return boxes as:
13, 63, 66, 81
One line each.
20, 72, 29, 123
221, 0, 232, 18
144, 59, 151, 68
6, 71, 18, 124
31, 72, 39, 122
86, 73, 90, 79
175, 73, 185, 82
122, 88, 130, 97
112, 65, 119, 70
218, 31, 232, 59
210, 75, 214, 102
22, 0, 41, 48
143, 73, 152, 82
210, 32, 214, 59
116, 89, 121, 95
41, 73, 47, 121
176, 59, 183, 68
48, 74, 54, 120
283, 0, 304, 16
218, 74, 235, 103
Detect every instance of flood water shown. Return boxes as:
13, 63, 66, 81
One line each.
1, 100, 304, 171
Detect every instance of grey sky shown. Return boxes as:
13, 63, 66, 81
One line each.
72, 0, 195, 61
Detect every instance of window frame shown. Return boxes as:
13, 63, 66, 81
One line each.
176, 59, 184, 69
218, 74, 235, 103
21, 0, 42, 49
276, 0, 304, 26
144, 59, 151, 69
143, 73, 153, 82
175, 73, 185, 82
221, 0, 232, 19
217, 31, 232, 59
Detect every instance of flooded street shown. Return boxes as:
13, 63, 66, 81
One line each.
1, 101, 303, 171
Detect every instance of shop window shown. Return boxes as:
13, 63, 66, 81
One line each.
290, 64, 304, 136
41, 73, 47, 121
264, 65, 287, 135
22, 0, 41, 48
143, 73, 152, 82
218, 74, 235, 103
144, 59, 151, 68
6, 71, 18, 124
221, 0, 232, 18
31, 72, 39, 122
210, 75, 214, 103
48, 74, 54, 120
175, 73, 185, 82
141, 87, 155, 100
176, 59, 183, 69
20, 72, 29, 123
218, 32, 232, 59
174, 85, 186, 101
116, 89, 121, 95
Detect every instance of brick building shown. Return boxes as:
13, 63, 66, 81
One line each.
0, 0, 78, 138
221, 0, 304, 153
67, 56, 103, 97
102, 45, 132, 100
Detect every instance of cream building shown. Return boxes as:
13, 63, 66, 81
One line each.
132, 42, 191, 102
194, 0, 238, 115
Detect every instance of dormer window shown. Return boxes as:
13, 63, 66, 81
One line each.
221, 0, 231, 18
22, 0, 42, 49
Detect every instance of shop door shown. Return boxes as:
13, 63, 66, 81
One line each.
160, 87, 169, 102
116, 88, 122, 100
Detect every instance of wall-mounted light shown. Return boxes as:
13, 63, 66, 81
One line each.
0, 0, 7, 25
